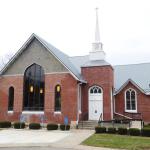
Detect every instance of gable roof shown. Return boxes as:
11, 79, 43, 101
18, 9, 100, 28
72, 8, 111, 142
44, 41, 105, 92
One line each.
0, 33, 86, 83
114, 63, 150, 95
114, 79, 146, 95
1, 33, 150, 94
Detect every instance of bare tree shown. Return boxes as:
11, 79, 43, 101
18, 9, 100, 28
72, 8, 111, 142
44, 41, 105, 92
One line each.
0, 52, 14, 71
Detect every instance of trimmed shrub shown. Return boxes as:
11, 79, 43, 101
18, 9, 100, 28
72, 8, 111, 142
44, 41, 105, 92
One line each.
47, 123, 58, 130
118, 127, 128, 135
13, 122, 25, 129
29, 123, 41, 130
60, 124, 70, 131
0, 121, 11, 128
141, 128, 150, 137
107, 127, 116, 134
129, 128, 140, 136
144, 125, 150, 128
95, 126, 106, 133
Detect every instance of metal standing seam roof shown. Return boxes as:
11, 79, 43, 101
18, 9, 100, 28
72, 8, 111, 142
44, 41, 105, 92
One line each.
34, 34, 86, 83
1, 33, 150, 94
69, 55, 111, 73
113, 63, 150, 94
70, 56, 150, 95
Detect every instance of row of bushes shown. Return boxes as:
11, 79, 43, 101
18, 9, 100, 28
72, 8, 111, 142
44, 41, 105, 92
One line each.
95, 126, 150, 137
0, 121, 70, 130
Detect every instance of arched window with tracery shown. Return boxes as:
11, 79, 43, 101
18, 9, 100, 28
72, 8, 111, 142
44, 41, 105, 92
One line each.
55, 85, 61, 112
125, 88, 137, 112
23, 63, 44, 111
90, 86, 102, 94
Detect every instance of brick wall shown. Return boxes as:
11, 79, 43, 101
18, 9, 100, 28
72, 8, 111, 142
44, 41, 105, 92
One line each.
0, 73, 78, 124
115, 81, 150, 123
81, 65, 114, 121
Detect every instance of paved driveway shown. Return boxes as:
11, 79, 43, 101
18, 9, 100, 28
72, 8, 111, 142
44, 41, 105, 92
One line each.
0, 129, 94, 148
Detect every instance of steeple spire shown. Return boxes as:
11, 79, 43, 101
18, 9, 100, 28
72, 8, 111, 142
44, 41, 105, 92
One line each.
92, 7, 103, 51
95, 7, 100, 42
89, 7, 105, 61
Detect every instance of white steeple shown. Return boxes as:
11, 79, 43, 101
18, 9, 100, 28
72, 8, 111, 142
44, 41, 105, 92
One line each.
95, 7, 101, 43
90, 8, 106, 61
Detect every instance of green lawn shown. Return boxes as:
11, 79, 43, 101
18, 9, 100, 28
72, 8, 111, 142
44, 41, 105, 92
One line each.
82, 134, 150, 150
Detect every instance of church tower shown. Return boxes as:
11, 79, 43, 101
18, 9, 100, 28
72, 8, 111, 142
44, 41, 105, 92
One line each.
89, 8, 106, 61
81, 8, 114, 121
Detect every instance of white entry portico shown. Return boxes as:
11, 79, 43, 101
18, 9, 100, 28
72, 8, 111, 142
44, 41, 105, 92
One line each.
89, 86, 103, 120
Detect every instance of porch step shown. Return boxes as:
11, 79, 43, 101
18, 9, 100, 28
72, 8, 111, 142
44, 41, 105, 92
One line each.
78, 120, 98, 130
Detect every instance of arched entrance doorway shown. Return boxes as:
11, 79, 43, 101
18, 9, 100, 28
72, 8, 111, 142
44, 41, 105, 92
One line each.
89, 86, 103, 120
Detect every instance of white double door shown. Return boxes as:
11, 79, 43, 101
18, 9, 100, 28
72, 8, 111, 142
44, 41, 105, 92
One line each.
89, 94, 103, 120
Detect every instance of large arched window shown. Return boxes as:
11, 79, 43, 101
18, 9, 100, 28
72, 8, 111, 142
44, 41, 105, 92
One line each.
125, 88, 137, 112
8, 86, 14, 111
55, 85, 61, 112
23, 64, 44, 111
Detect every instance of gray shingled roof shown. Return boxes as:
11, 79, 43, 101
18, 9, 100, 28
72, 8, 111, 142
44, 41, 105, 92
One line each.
113, 63, 150, 94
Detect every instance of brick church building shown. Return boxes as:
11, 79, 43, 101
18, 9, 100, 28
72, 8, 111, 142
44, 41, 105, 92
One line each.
0, 9, 150, 125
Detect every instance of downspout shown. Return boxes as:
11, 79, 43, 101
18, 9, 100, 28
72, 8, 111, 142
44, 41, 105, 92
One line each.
76, 82, 82, 126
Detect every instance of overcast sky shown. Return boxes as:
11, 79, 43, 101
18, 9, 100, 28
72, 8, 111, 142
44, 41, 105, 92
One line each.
0, 0, 150, 65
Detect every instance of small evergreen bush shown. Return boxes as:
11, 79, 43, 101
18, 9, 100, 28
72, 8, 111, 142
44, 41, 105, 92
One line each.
107, 127, 116, 134
47, 123, 58, 130
95, 126, 106, 133
60, 124, 70, 131
129, 128, 140, 136
29, 123, 41, 130
13, 122, 25, 129
118, 127, 128, 135
141, 128, 150, 137
0, 121, 11, 128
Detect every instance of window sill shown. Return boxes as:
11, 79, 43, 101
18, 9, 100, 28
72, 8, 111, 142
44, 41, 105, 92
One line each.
22, 111, 44, 114
54, 111, 61, 114
125, 110, 137, 113
7, 111, 13, 114
79, 110, 82, 114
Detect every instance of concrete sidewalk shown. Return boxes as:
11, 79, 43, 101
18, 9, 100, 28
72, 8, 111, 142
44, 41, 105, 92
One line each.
0, 129, 93, 147
0, 129, 116, 150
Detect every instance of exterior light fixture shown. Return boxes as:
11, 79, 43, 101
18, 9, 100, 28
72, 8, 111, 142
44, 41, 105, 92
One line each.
30, 86, 33, 93
40, 88, 43, 94
57, 85, 60, 92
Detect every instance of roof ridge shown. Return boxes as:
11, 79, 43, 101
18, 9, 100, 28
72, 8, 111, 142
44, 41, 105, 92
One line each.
113, 62, 150, 67
34, 34, 70, 58
69, 55, 89, 58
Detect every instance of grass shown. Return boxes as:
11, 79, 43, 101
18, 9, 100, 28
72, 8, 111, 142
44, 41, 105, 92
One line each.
82, 134, 150, 150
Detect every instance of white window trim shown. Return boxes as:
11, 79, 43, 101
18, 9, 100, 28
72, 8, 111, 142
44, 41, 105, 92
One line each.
22, 111, 44, 114
7, 111, 14, 114
54, 111, 61, 114
124, 88, 137, 113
